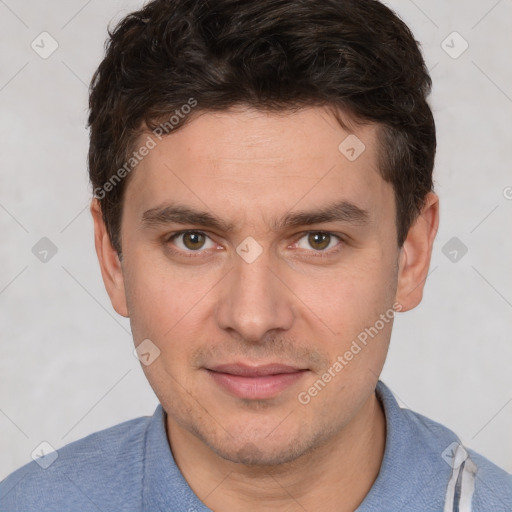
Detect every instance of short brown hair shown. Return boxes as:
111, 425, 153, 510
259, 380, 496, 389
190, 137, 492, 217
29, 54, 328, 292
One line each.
88, 0, 435, 255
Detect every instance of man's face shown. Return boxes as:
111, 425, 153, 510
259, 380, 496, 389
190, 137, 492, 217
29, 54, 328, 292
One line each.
112, 106, 403, 464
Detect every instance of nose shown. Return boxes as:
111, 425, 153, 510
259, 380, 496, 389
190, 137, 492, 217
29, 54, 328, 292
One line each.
215, 250, 295, 343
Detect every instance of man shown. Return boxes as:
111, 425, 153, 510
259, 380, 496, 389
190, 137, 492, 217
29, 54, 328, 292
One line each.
1, 0, 511, 510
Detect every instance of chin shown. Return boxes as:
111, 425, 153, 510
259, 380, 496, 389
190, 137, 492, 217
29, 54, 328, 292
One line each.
218, 441, 305, 466
197, 424, 326, 467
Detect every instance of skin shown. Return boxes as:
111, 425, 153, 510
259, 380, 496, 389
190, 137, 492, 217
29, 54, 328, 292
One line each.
91, 106, 439, 512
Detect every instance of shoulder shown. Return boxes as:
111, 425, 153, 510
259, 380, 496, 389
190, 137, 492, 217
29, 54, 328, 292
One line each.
400, 399, 512, 509
0, 413, 153, 512
466, 448, 512, 510
373, 381, 512, 511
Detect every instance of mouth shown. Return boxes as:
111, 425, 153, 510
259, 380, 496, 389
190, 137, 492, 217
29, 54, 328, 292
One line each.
205, 363, 309, 400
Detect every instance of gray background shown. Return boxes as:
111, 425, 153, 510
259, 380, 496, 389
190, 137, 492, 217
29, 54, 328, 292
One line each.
1, 0, 511, 479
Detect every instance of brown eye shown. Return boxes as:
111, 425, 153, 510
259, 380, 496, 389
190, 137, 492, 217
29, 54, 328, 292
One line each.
294, 232, 342, 254
307, 232, 331, 250
182, 232, 206, 250
170, 231, 216, 252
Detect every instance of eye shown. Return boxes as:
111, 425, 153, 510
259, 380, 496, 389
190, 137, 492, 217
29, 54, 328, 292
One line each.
295, 232, 342, 252
168, 231, 217, 252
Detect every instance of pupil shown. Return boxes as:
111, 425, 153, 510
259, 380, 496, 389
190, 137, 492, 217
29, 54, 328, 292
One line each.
309, 232, 330, 250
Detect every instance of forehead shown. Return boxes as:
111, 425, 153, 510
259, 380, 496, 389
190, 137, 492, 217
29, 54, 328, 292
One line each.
124, 106, 393, 229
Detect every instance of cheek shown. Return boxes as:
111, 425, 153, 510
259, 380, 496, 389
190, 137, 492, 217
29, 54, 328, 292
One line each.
123, 256, 194, 342
297, 250, 397, 331
126, 263, 209, 396
288, 251, 397, 387
123, 253, 225, 370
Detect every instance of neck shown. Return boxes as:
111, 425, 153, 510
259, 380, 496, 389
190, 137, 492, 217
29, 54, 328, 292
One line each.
167, 391, 386, 512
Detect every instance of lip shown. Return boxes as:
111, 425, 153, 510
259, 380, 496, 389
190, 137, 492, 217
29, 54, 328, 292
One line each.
206, 363, 308, 400
208, 363, 305, 377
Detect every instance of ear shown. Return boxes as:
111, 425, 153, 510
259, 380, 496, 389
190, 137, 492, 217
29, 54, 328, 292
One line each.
395, 192, 439, 312
90, 198, 129, 318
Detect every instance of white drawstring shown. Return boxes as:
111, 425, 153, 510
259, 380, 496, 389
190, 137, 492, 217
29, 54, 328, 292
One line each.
443, 444, 477, 512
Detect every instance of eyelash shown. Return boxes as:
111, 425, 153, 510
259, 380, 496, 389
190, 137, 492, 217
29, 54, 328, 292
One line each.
164, 230, 345, 259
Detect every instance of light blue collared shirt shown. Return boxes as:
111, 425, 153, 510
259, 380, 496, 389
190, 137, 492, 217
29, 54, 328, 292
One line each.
1, 381, 511, 511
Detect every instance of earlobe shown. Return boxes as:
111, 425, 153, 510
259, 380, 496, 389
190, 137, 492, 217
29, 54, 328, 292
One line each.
395, 192, 439, 312
90, 199, 129, 318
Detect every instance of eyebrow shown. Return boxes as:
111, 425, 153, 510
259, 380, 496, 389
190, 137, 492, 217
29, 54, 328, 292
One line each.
141, 205, 234, 232
276, 200, 370, 230
141, 200, 371, 232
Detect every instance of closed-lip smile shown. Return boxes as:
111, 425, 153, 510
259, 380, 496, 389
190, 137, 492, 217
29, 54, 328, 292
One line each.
206, 363, 308, 399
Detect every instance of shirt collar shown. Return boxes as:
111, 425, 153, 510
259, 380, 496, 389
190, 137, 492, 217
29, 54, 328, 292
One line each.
142, 381, 453, 511
355, 380, 453, 511
142, 403, 210, 512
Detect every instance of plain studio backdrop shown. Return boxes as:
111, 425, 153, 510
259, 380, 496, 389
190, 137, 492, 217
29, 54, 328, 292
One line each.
1, 0, 511, 480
